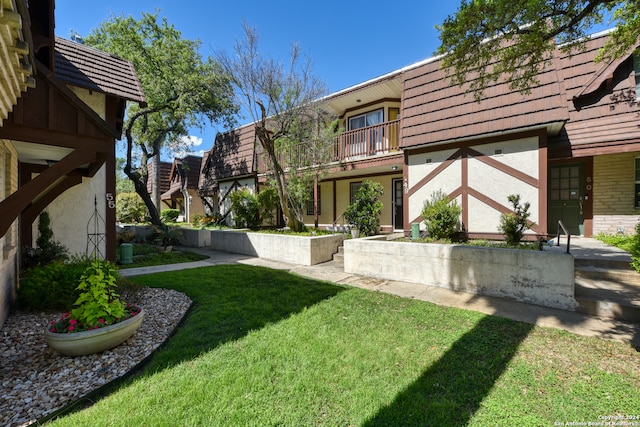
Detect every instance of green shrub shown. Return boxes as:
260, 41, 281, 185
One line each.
498, 194, 533, 246
257, 186, 279, 226
21, 211, 69, 270
344, 180, 384, 236
17, 257, 91, 310
116, 192, 147, 223
71, 260, 125, 327
160, 208, 180, 223
421, 190, 462, 240
230, 188, 260, 228
630, 223, 640, 272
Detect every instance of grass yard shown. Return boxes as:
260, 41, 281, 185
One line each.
117, 243, 208, 269
48, 265, 639, 426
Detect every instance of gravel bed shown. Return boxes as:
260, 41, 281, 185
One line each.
0, 287, 192, 427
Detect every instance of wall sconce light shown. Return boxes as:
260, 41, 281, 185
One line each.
392, 165, 398, 171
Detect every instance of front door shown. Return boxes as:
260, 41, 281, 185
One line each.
393, 178, 404, 230
548, 164, 584, 235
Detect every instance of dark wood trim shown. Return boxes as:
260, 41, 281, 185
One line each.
20, 174, 83, 251
341, 98, 401, 118
407, 149, 463, 197
0, 149, 94, 237
583, 156, 593, 237
406, 128, 545, 156
105, 153, 116, 262
469, 147, 539, 187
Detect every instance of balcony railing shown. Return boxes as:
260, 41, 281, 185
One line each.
256, 119, 401, 173
337, 119, 401, 159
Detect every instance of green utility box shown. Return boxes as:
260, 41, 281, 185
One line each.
411, 223, 420, 240
120, 243, 133, 264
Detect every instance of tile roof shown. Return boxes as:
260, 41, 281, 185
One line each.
54, 36, 146, 104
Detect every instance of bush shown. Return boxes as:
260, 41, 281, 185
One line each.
344, 180, 384, 236
17, 257, 91, 311
421, 190, 462, 240
230, 188, 260, 228
116, 192, 147, 223
498, 194, 533, 246
161, 208, 180, 223
630, 223, 640, 273
257, 186, 279, 226
21, 211, 69, 270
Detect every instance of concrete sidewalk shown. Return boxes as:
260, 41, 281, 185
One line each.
120, 244, 640, 349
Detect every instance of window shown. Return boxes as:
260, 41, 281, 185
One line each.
635, 157, 640, 207
350, 182, 362, 204
635, 55, 640, 100
348, 109, 383, 131
307, 186, 321, 216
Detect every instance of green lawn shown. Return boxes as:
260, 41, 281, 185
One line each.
117, 243, 208, 269
48, 265, 639, 426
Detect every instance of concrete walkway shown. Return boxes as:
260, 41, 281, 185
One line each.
121, 239, 640, 349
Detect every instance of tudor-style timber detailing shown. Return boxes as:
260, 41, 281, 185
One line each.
406, 130, 546, 237
201, 30, 638, 238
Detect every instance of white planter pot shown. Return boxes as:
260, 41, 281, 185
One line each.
44, 308, 145, 356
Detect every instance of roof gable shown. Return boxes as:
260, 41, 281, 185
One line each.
54, 36, 146, 104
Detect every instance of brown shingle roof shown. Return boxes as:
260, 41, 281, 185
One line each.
54, 36, 146, 104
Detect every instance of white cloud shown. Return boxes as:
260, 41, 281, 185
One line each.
171, 135, 205, 159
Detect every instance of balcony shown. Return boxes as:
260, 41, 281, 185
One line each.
256, 119, 400, 173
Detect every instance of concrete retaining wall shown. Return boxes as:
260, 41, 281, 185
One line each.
344, 237, 576, 310
210, 230, 346, 266
179, 228, 211, 247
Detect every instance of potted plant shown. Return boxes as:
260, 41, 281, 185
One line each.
44, 259, 144, 356
344, 180, 384, 237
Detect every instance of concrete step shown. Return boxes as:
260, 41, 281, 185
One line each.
575, 257, 633, 270
574, 270, 640, 323
332, 244, 344, 265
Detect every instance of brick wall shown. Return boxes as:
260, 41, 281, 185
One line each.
593, 152, 639, 235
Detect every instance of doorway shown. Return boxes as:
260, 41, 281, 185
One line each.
548, 163, 584, 235
393, 178, 404, 231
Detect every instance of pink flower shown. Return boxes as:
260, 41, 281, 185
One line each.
69, 319, 77, 325
98, 318, 105, 323
68, 325, 74, 331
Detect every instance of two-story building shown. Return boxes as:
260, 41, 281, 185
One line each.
0, 0, 144, 328
201, 29, 640, 240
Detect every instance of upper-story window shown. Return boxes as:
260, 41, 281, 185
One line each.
634, 55, 640, 100
348, 109, 383, 130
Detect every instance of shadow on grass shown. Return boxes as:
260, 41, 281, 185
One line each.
363, 315, 534, 426
128, 264, 346, 374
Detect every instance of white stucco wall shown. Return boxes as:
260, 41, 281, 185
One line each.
69, 87, 106, 120
219, 177, 256, 226
407, 135, 540, 235
34, 165, 109, 258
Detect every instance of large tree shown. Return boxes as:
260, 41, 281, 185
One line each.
437, 0, 640, 99
85, 11, 237, 226
217, 22, 336, 232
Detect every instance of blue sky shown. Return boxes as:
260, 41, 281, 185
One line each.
54, 1, 460, 159
54, 1, 613, 160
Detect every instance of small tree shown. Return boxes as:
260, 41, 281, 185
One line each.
421, 190, 462, 241
217, 21, 335, 232
257, 186, 279, 227
344, 181, 384, 236
115, 192, 147, 223
229, 188, 260, 229
85, 12, 237, 227
499, 194, 533, 246
22, 211, 69, 269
